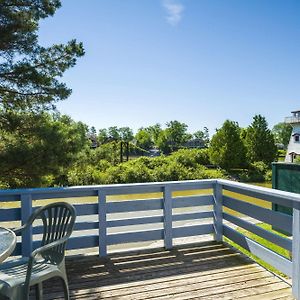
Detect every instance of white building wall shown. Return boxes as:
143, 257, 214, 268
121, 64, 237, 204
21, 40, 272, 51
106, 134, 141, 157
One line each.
285, 124, 300, 162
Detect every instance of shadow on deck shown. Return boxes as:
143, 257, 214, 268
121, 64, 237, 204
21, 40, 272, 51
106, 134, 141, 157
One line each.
38, 241, 293, 300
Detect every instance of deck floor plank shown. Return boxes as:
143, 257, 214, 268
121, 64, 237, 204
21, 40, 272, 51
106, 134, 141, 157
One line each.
37, 241, 293, 300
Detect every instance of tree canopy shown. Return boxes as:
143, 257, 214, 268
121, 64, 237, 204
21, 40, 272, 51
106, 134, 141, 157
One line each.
135, 129, 153, 150
0, 111, 89, 188
0, 0, 84, 110
244, 115, 277, 165
193, 127, 210, 147
209, 120, 246, 170
0, 0, 85, 188
272, 122, 292, 147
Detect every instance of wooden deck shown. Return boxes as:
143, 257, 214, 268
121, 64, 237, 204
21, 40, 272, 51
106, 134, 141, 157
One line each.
39, 241, 293, 300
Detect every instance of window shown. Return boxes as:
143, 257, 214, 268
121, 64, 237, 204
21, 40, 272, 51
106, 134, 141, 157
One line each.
295, 135, 300, 142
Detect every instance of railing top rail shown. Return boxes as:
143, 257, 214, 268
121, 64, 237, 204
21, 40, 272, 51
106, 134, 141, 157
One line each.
219, 179, 300, 204
0, 179, 216, 197
285, 116, 300, 124
2, 178, 300, 204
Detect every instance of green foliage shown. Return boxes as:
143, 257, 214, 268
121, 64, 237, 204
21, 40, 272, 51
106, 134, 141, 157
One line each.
92, 142, 121, 165
66, 149, 226, 185
245, 115, 277, 165
209, 120, 247, 170
0, 111, 89, 187
155, 120, 192, 154
0, 0, 84, 110
165, 120, 191, 152
272, 122, 292, 147
0, 1, 85, 188
193, 127, 210, 147
144, 123, 162, 145
119, 127, 134, 142
277, 149, 286, 157
97, 128, 109, 144
67, 165, 104, 186
157, 130, 171, 154
264, 169, 272, 181
170, 148, 210, 166
135, 129, 153, 151
229, 161, 271, 182
248, 161, 269, 182
104, 162, 153, 184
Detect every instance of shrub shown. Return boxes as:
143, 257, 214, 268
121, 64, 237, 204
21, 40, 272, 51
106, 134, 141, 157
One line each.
244, 161, 270, 182
66, 149, 227, 186
170, 149, 210, 167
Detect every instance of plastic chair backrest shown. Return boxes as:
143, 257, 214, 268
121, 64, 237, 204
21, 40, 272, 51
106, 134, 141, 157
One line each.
32, 202, 76, 264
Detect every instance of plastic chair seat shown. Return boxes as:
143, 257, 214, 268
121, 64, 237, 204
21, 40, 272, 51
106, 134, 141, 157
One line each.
0, 258, 63, 293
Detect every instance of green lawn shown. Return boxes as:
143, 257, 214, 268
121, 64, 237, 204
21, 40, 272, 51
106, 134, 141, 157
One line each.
225, 223, 291, 278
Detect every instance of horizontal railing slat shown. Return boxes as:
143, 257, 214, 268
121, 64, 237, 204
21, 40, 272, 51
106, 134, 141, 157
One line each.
173, 211, 213, 222
107, 229, 164, 245
0, 208, 20, 222
67, 235, 99, 250
223, 212, 292, 251
220, 181, 294, 208
31, 190, 99, 200
31, 235, 99, 250
33, 221, 99, 234
108, 216, 163, 227
223, 196, 292, 235
173, 195, 213, 208
173, 224, 214, 238
73, 203, 98, 216
223, 225, 292, 277
107, 199, 163, 213
0, 195, 20, 202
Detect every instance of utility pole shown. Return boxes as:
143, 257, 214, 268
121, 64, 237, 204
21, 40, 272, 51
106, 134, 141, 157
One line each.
120, 141, 123, 163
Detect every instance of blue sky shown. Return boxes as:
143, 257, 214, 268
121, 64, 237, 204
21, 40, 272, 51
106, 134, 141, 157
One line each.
39, 0, 300, 135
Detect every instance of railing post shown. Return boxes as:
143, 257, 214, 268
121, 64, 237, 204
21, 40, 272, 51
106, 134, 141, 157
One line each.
163, 185, 172, 250
293, 202, 300, 299
213, 181, 223, 242
98, 189, 107, 257
21, 193, 32, 257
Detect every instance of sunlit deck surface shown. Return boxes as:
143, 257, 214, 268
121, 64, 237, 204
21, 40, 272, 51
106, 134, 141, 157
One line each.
38, 241, 293, 300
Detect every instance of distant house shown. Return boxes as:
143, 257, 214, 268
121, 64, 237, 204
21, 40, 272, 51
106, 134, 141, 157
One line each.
184, 138, 205, 149
88, 134, 98, 149
285, 110, 300, 162
148, 148, 160, 157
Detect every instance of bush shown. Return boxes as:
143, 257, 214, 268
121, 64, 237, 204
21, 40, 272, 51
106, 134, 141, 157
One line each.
171, 149, 210, 167
246, 161, 272, 182
66, 148, 227, 186
67, 165, 105, 186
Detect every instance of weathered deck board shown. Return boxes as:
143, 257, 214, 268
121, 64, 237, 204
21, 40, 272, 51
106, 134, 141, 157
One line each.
37, 241, 293, 300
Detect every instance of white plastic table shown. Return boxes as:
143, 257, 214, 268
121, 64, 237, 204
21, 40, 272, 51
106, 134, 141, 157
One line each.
0, 227, 16, 263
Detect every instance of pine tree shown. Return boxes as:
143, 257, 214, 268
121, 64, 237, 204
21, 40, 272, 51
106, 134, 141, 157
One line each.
209, 120, 246, 170
245, 115, 277, 164
0, 0, 84, 110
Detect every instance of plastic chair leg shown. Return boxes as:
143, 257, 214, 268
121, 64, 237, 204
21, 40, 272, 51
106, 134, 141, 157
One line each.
61, 277, 69, 300
35, 282, 43, 300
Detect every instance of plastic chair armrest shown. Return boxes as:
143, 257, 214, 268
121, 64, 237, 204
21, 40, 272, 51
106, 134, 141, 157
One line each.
31, 235, 70, 259
12, 224, 27, 235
